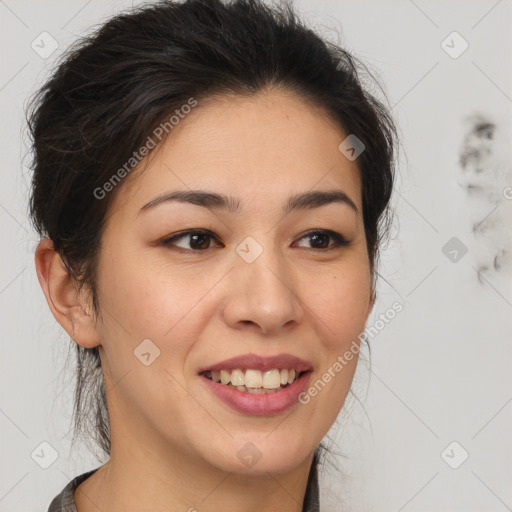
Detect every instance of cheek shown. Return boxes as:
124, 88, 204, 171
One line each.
310, 264, 372, 353
300, 270, 369, 429
93, 251, 213, 429
96, 244, 208, 340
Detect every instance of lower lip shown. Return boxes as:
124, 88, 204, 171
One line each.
200, 372, 312, 416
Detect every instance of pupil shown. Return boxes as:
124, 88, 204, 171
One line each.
191, 234, 210, 250
311, 234, 329, 249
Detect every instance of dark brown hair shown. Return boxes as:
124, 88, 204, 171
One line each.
26, 0, 398, 509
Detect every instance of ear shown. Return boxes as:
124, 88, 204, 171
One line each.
34, 238, 100, 348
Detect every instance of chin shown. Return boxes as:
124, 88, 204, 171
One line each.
199, 433, 316, 476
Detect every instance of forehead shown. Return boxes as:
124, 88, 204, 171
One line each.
112, 88, 362, 216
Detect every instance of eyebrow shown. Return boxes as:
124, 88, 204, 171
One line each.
139, 189, 358, 216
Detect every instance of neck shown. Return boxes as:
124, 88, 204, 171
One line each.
74, 421, 315, 512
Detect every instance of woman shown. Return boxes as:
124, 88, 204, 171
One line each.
27, 0, 398, 510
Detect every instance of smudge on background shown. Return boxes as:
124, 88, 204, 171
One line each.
457, 113, 512, 281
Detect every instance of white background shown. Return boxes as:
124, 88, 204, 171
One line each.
1, 1, 511, 510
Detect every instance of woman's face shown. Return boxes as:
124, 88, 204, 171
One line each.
93, 88, 373, 475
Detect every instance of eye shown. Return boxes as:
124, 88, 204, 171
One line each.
294, 230, 350, 250
160, 230, 223, 251
160, 228, 350, 253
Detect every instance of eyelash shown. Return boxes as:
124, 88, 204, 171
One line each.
160, 229, 350, 252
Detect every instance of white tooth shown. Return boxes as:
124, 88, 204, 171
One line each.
231, 369, 244, 387
287, 369, 296, 384
211, 370, 221, 382
262, 369, 281, 389
280, 369, 289, 385
235, 385, 247, 392
220, 370, 231, 385
245, 369, 263, 388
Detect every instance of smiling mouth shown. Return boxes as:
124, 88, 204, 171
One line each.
201, 368, 306, 394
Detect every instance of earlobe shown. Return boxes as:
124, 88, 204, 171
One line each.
34, 238, 100, 349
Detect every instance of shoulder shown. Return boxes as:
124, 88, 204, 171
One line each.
47, 468, 100, 512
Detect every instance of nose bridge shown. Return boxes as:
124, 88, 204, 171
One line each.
221, 236, 304, 333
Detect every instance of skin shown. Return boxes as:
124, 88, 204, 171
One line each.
36, 87, 374, 512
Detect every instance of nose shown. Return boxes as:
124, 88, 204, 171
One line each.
221, 245, 304, 335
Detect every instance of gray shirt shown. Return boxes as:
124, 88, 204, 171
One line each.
47, 468, 99, 512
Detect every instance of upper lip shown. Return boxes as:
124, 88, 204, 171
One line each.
198, 353, 313, 373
